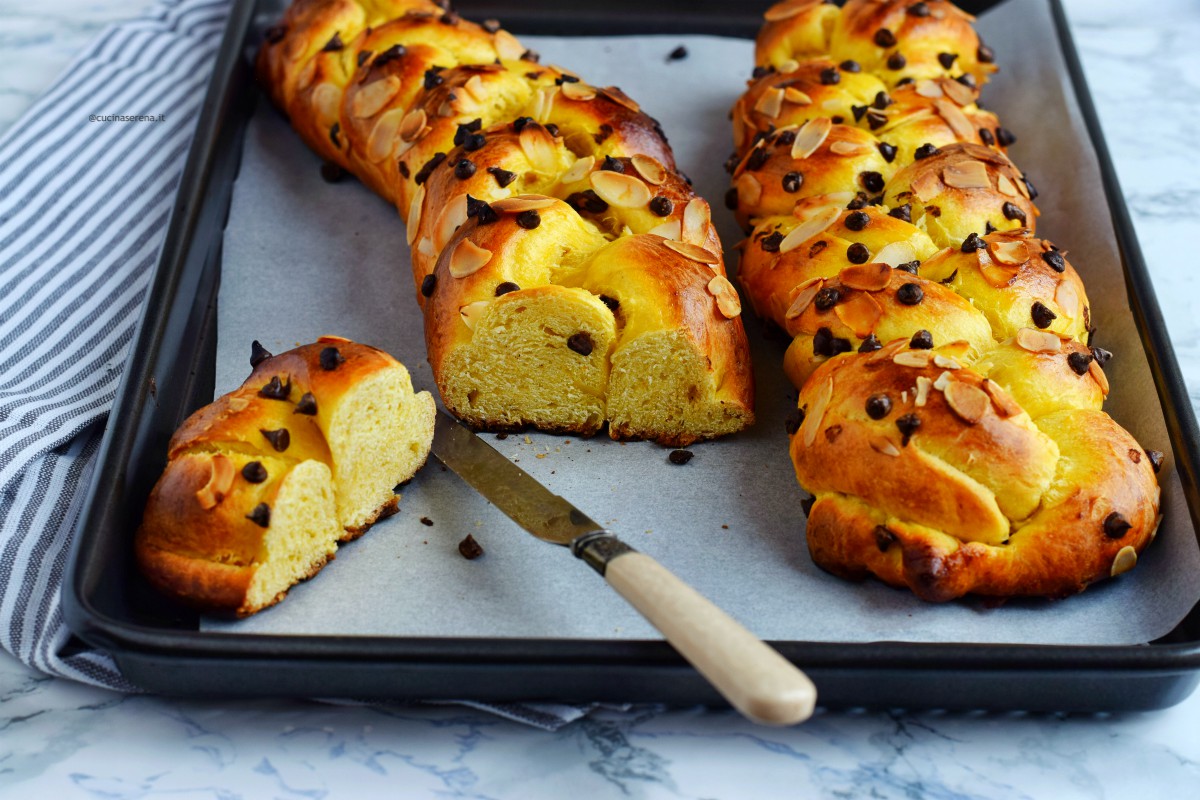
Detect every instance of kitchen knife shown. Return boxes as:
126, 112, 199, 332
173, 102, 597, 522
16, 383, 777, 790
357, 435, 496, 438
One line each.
431, 411, 817, 726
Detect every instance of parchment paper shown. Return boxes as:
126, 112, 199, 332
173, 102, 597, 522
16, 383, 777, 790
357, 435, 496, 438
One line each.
208, 0, 1200, 645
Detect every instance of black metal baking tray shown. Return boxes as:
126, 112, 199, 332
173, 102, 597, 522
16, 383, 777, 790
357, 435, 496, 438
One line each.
63, 0, 1200, 711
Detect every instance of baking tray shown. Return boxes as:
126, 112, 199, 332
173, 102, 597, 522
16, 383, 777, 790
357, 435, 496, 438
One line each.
62, 0, 1200, 711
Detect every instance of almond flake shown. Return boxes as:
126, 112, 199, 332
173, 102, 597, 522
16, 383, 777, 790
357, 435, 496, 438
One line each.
982, 379, 1022, 417
531, 86, 558, 122
942, 160, 990, 190
839, 263, 891, 292
417, 237, 436, 258
944, 380, 989, 424
932, 370, 953, 392
989, 239, 1027, 265
784, 87, 812, 105
435, 195, 470, 250
893, 350, 933, 368
630, 155, 667, 186
494, 29, 525, 61
195, 453, 235, 510
665, 239, 720, 265
736, 173, 763, 207
792, 118, 832, 159
763, 0, 822, 21
351, 76, 400, 118
785, 278, 824, 319
870, 436, 901, 457
1111, 545, 1137, 577
830, 141, 869, 156
942, 339, 972, 358
491, 195, 557, 213
399, 108, 427, 142
780, 206, 841, 253
599, 86, 640, 113
778, 59, 801, 74
367, 108, 406, 162
910, 170, 943, 202
1016, 327, 1062, 353
405, 185, 425, 246
450, 239, 493, 278
590, 170, 651, 208
915, 80, 944, 99
462, 74, 488, 103
980, 261, 1019, 287
933, 354, 962, 369
459, 300, 491, 331
914, 376, 933, 407
755, 87, 786, 119
294, 57, 316, 92
561, 81, 596, 101
682, 198, 711, 246
1055, 280, 1080, 317
934, 98, 977, 140
873, 240, 918, 268
940, 77, 976, 106
802, 377, 834, 448
867, 340, 906, 366
561, 155, 595, 185
1089, 360, 1110, 395
311, 82, 341, 124
1015, 171, 1032, 198
227, 397, 249, 412
997, 174, 1021, 197
647, 219, 682, 240
834, 292, 883, 338
519, 124, 559, 174
707, 275, 742, 318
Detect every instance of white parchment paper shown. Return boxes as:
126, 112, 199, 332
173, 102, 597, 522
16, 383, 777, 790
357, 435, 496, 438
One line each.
208, 0, 1200, 645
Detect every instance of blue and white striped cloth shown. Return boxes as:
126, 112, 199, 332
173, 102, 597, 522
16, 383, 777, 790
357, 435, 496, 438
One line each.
0, 0, 607, 730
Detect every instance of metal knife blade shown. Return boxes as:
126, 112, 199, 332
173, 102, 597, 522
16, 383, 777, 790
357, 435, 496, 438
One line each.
431, 411, 604, 546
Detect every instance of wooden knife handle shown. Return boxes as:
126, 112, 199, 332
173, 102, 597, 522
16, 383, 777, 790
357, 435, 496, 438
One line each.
575, 534, 817, 726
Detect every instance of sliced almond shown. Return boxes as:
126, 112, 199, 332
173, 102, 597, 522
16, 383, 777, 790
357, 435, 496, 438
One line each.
647, 219, 682, 240
802, 377, 834, 448
982, 379, 1022, 417
459, 300, 491, 331
405, 184, 426, 246
997, 174, 1021, 197
462, 74, 488, 103
839, 262, 891, 292
1089, 359, 1110, 396
492, 195, 558, 213
873, 240, 918, 268
980, 261, 1019, 288
435, 194, 470, 251
915, 80, 944, 99
450, 239, 493, 278
944, 380, 989, 424
933, 354, 962, 369
417, 237, 436, 258
934, 98, 977, 141
784, 87, 812, 105
665, 239, 720, 265
764, 0, 822, 21
736, 172, 763, 208
910, 170, 943, 203
893, 350, 933, 368
399, 108, 427, 142
530, 86, 557, 122
785, 278, 823, 320
1015, 171, 1032, 198
630, 154, 668, 186
227, 396, 249, 412
940, 77, 976, 106
682, 198, 711, 246
932, 370, 953, 392
561, 155, 595, 185
867, 340, 906, 366
870, 435, 902, 457
834, 292, 883, 338
942, 160, 990, 190
1016, 327, 1062, 353
1055, 280, 1080, 318
590, 170, 651, 208
311, 82, 342, 124
599, 86, 641, 113
792, 118, 832, 159
830, 141, 870, 156
988, 239, 1027, 265
755, 87, 786, 119
707, 275, 742, 318
519, 124, 559, 174
780, 206, 841, 253
561, 81, 596, 101
352, 76, 399, 118
1111, 545, 1137, 577
914, 376, 933, 407
195, 453, 235, 510
367, 107, 406, 162
494, 29, 525, 61
294, 56, 317, 92
778, 59, 801, 74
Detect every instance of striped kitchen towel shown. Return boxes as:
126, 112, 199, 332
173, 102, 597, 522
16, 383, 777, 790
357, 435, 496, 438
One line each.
0, 0, 600, 730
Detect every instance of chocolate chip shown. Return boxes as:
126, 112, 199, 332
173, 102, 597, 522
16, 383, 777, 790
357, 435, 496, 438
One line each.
1103, 511, 1132, 539
482, 18, 501, 33
896, 260, 920, 274
874, 525, 897, 552
896, 413, 921, 446
1090, 346, 1113, 367
858, 333, 882, 352
668, 45, 688, 61
320, 163, 346, 183
908, 2, 930, 15
800, 495, 815, 516
860, 171, 884, 193
785, 408, 805, 434
1031, 301, 1058, 329
1042, 250, 1066, 273
264, 25, 286, 44
752, 65, 772, 80
938, 52, 958, 69
887, 53, 907, 70
440, 10, 461, 24
494, 281, 520, 297
724, 187, 739, 210
961, 232, 986, 253
957, 73, 977, 89
668, 449, 694, 465
1147, 450, 1164, 473
250, 340, 273, 369
781, 172, 803, 194
567, 332, 594, 356
847, 243, 870, 264
910, 329, 934, 349
600, 155, 625, 173
466, 194, 498, 224
873, 92, 893, 112
649, 196, 674, 216
420, 516, 434, 526
521, 50, 540, 63
914, 143, 940, 161
329, 123, 340, 148
423, 69, 444, 90
996, 127, 1017, 146
487, 167, 516, 188
984, 221, 996, 234
761, 231, 784, 252
845, 210, 870, 231
511, 116, 533, 133
889, 203, 912, 223
242, 461, 268, 484
458, 534, 484, 559
840, 60, 861, 72
878, 142, 897, 163
454, 159, 476, 179
809, 240, 828, 258
259, 375, 291, 400
1067, 351, 1093, 375
865, 111, 888, 131
566, 190, 608, 214
978, 43, 995, 63
599, 295, 619, 312
260, 428, 290, 452
319, 346, 344, 371
421, 273, 437, 297
373, 44, 406, 68
322, 32, 343, 52
1023, 176, 1039, 200
820, 67, 841, 85
294, 392, 318, 415
814, 287, 841, 310
453, 119, 483, 146
246, 503, 271, 527
516, 210, 541, 229
1001, 201, 1027, 224
544, 122, 559, 137
979, 128, 995, 146
874, 29, 897, 47
413, 152, 447, 185
812, 327, 834, 356
747, 148, 770, 171
398, 162, 410, 178
555, 75, 580, 85
852, 105, 868, 122
925, 205, 941, 218
462, 132, 486, 151
896, 282, 924, 305
866, 393, 893, 419
897, 77, 915, 86
776, 129, 797, 147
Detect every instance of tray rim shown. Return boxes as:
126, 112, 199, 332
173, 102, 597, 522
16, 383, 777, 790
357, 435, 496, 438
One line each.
61, 0, 1200, 703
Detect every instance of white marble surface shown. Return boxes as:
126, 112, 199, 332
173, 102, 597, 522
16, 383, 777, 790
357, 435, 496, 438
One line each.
3, 1, 1200, 797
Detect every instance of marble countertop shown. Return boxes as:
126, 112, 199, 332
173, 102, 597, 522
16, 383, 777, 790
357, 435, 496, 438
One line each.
3, 0, 1199, 796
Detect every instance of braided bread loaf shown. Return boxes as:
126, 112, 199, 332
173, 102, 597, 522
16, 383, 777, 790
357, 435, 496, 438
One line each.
136, 338, 435, 615
732, 0, 1162, 600
257, 0, 754, 445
